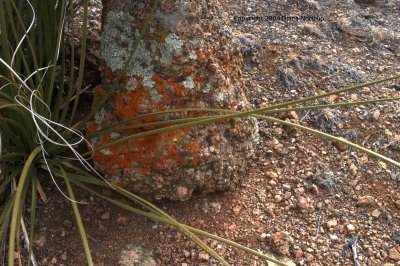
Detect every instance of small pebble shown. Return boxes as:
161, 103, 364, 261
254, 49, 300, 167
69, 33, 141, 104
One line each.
371, 209, 381, 218
347, 224, 356, 231
198, 251, 210, 262
327, 219, 338, 228
116, 216, 129, 226
101, 211, 111, 220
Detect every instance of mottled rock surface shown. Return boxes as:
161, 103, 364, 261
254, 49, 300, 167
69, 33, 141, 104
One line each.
118, 245, 156, 266
88, 0, 258, 200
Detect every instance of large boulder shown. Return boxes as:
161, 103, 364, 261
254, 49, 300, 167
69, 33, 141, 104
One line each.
87, 0, 259, 200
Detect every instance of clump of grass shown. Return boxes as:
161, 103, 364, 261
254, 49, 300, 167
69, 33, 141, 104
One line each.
0, 1, 399, 266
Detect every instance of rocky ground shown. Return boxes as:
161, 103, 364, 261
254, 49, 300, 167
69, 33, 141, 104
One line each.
32, 0, 400, 265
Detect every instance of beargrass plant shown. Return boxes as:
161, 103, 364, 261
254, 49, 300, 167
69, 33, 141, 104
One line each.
0, 0, 399, 265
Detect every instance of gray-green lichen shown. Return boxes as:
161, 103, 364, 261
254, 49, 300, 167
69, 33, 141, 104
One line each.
155, 9, 187, 32
159, 33, 183, 65
149, 88, 163, 102
102, 11, 185, 91
101, 11, 156, 88
182, 77, 195, 90
101, 11, 137, 71
100, 148, 113, 156
189, 51, 197, 60
94, 107, 107, 126
202, 83, 211, 93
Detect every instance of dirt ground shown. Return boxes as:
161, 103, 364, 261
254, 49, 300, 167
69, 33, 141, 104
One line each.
31, 0, 400, 265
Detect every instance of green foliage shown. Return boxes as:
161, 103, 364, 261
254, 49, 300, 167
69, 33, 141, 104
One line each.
0, 0, 399, 266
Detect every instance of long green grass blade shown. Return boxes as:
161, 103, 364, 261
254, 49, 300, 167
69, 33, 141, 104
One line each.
0, 195, 14, 226
0, 0, 12, 65
59, 1, 77, 125
27, 170, 37, 266
88, 95, 400, 139
68, 0, 89, 126
8, 146, 41, 266
6, 0, 37, 91
0, 195, 15, 240
89, 75, 400, 152
60, 167, 93, 266
52, 29, 67, 121
254, 114, 400, 167
259, 74, 400, 111
0, 167, 21, 193
45, 0, 66, 106
14, 167, 31, 265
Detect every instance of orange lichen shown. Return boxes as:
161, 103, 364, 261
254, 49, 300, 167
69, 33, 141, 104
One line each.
91, 68, 211, 178
184, 142, 199, 152
193, 154, 201, 165
167, 82, 185, 97
106, 69, 131, 85
151, 75, 164, 83
162, 142, 184, 166
92, 87, 106, 108
93, 122, 203, 176
114, 88, 152, 120
116, 180, 125, 188
152, 75, 167, 94
184, 143, 201, 166
86, 121, 97, 135
96, 87, 106, 96
216, 119, 229, 125
168, 76, 177, 82
121, 75, 130, 85
135, 75, 144, 81
107, 69, 115, 80
139, 168, 151, 175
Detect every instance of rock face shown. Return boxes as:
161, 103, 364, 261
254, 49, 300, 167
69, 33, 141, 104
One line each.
88, 0, 258, 200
